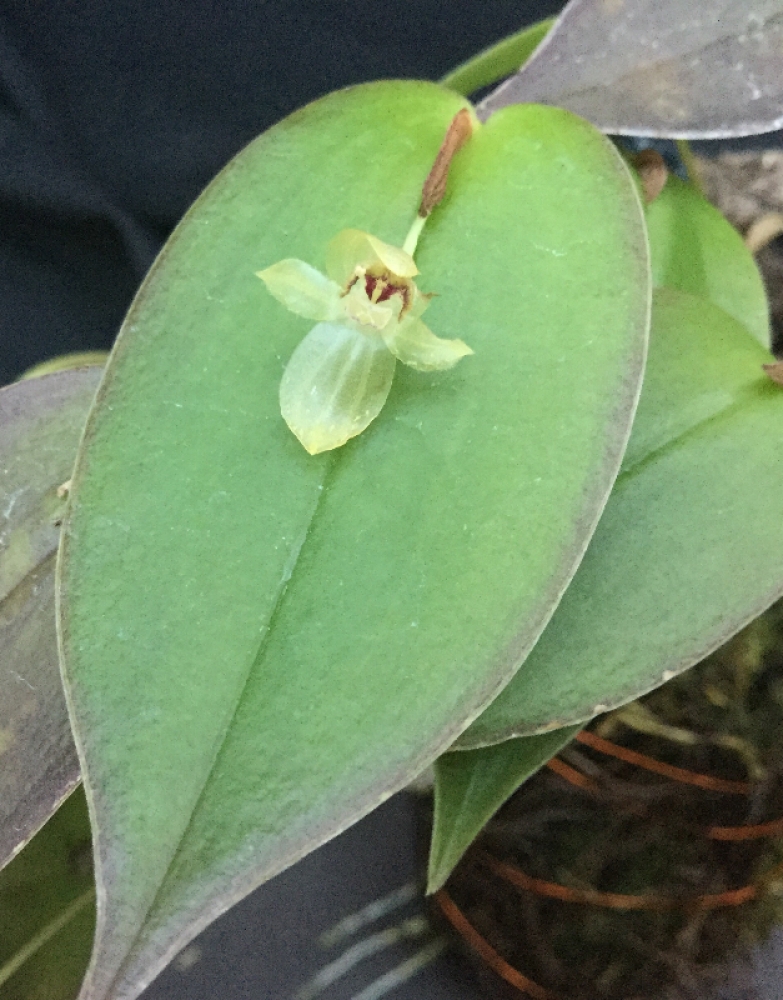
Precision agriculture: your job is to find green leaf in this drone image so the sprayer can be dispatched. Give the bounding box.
[428,725,579,893]
[0,369,101,871]
[647,174,769,347]
[440,17,555,97]
[58,82,649,1000]
[479,0,783,138]
[0,789,95,1000]
[459,287,782,748]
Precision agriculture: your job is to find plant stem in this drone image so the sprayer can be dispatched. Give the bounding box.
[402,215,427,257]
[0,886,95,988]
[675,139,704,194]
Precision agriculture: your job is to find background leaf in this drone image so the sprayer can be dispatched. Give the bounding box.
[0,789,95,1000]
[0,369,100,871]
[440,17,554,97]
[58,82,649,1000]
[479,0,783,138]
[459,288,783,747]
[647,174,770,347]
[20,354,110,382]
[428,725,579,893]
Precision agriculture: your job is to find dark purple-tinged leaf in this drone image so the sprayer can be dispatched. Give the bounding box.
[0,369,101,871]
[479,0,783,138]
[58,82,649,1000]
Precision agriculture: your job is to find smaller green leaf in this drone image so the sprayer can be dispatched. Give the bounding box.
[459,288,783,746]
[0,789,95,1000]
[0,368,101,871]
[440,18,555,97]
[428,726,579,893]
[647,174,769,347]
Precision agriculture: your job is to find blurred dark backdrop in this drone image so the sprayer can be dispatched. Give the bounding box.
[0,0,564,384]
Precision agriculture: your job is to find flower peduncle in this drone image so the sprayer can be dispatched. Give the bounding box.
[256,107,476,454]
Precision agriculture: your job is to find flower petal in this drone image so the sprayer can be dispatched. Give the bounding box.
[383,316,473,372]
[325,229,418,285]
[279,322,396,454]
[256,260,341,321]
[365,234,419,279]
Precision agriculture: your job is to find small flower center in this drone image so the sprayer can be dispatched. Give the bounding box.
[345,267,412,318]
[364,273,400,304]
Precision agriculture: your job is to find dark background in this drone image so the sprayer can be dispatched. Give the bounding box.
[0,0,564,385]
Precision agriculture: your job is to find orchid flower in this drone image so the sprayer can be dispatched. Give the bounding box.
[257,227,473,454]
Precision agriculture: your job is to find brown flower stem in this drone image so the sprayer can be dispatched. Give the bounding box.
[419,108,474,218]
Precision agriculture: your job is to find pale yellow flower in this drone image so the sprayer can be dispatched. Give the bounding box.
[257,229,472,454]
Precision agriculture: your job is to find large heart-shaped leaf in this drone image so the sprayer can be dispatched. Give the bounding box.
[647,174,770,347]
[459,287,783,748]
[58,81,649,1000]
[0,368,100,871]
[428,725,579,892]
[479,0,783,138]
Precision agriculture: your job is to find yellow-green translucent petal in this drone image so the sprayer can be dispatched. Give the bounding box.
[256,260,341,321]
[384,315,473,372]
[279,322,396,454]
[366,233,418,277]
[325,229,418,285]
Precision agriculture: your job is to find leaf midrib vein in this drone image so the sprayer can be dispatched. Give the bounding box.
[616,380,767,484]
[95,379,775,993]
[100,450,339,996]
